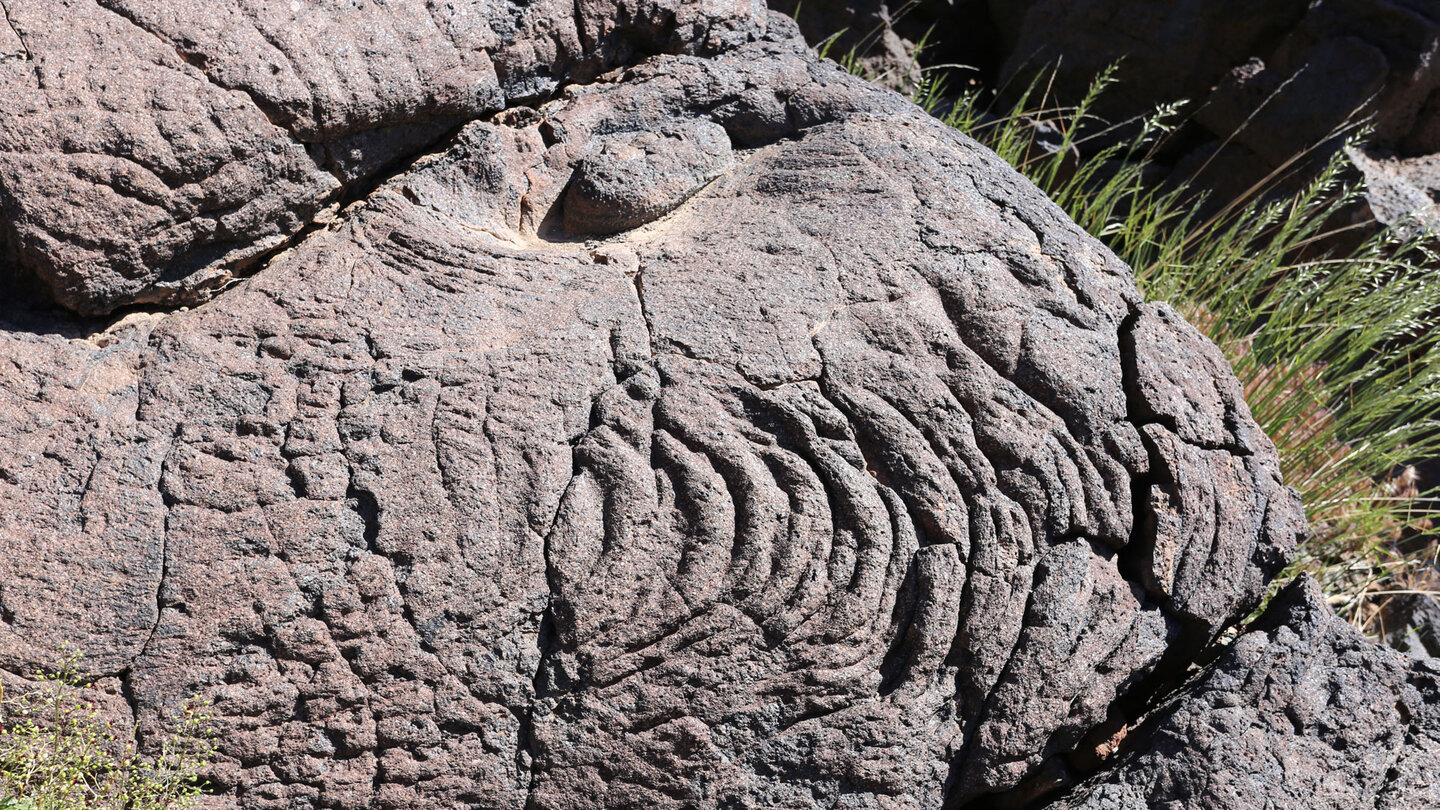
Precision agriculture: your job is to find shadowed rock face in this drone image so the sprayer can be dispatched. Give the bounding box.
[986,0,1440,228]
[0,4,1430,810]
[776,0,1440,230]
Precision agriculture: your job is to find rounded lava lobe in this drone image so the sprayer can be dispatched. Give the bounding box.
[0,21,1349,810]
[562,121,733,235]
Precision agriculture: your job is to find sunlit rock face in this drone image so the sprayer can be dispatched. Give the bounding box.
[2,3,1429,810]
[0,0,764,314]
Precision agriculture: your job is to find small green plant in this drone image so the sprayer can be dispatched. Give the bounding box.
[0,652,213,810]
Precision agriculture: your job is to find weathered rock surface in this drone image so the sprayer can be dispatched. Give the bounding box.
[1056,577,1440,810]
[0,0,767,314]
[563,121,733,235]
[0,3,1429,810]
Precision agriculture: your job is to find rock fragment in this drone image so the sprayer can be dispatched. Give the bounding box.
[563,121,733,234]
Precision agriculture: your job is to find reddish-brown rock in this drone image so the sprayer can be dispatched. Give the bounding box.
[0,4,1430,810]
[0,0,767,315]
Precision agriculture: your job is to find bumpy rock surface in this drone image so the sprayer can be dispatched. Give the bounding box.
[1058,577,1440,810]
[0,3,1430,809]
[563,121,733,234]
[0,0,764,314]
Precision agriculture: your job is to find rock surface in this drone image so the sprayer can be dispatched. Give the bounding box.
[1379,590,1440,659]
[0,0,766,314]
[0,3,1429,810]
[562,120,733,234]
[1057,577,1440,810]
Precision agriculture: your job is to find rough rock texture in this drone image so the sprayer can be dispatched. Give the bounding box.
[0,0,767,314]
[562,121,733,234]
[0,4,1431,810]
[1350,146,1440,231]
[1056,577,1440,810]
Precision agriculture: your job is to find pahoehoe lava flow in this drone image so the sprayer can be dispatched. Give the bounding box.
[0,2,1436,809]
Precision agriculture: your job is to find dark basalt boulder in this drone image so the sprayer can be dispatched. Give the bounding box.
[1057,577,1440,810]
[0,3,1428,810]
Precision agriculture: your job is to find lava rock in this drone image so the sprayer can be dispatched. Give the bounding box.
[0,0,769,315]
[1,5,1420,810]
[1055,577,1440,810]
[0,22,1306,806]
[563,121,733,235]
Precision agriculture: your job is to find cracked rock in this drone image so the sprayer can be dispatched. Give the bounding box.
[1055,577,1440,810]
[0,4,1425,810]
[0,0,768,315]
